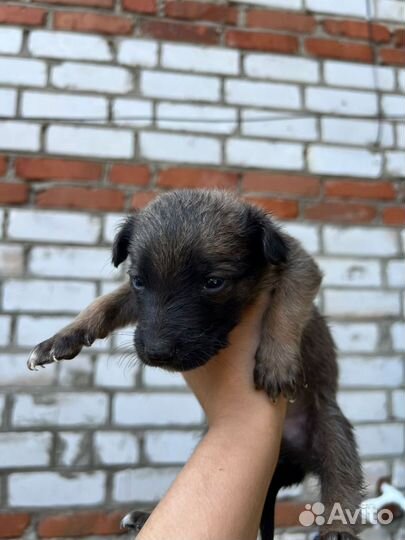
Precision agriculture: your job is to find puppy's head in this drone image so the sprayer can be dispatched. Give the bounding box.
[113,190,288,371]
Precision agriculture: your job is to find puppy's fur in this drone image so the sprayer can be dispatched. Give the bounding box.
[29,190,364,540]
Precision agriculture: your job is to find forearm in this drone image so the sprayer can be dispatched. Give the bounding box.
[137,396,287,540]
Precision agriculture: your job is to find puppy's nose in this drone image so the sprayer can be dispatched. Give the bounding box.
[144,342,175,364]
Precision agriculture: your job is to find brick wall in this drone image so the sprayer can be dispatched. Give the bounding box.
[0,0,404,538]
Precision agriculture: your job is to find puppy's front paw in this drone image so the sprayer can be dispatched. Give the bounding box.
[121,510,150,535]
[27,329,93,371]
[254,339,300,402]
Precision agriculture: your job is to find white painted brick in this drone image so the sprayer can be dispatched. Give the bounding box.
[140,132,221,165]
[12,393,108,427]
[46,125,134,159]
[0,121,40,152]
[0,245,24,276]
[242,110,318,141]
[113,98,153,127]
[57,355,93,387]
[113,393,204,426]
[392,390,405,420]
[323,226,398,256]
[29,247,116,280]
[8,471,105,507]
[324,290,400,317]
[324,61,395,91]
[356,424,404,457]
[393,460,405,489]
[113,467,179,503]
[158,103,237,135]
[57,432,88,466]
[321,118,393,147]
[232,0,302,9]
[226,138,303,170]
[306,88,377,116]
[0,56,46,86]
[308,145,382,178]
[386,151,405,176]
[3,280,96,313]
[141,70,220,102]
[162,43,239,75]
[29,31,112,61]
[8,209,101,244]
[0,89,16,117]
[94,432,139,465]
[0,395,4,424]
[95,354,138,388]
[330,323,378,353]
[0,210,4,238]
[317,257,381,287]
[103,213,124,243]
[391,322,405,352]
[282,223,320,254]
[0,315,11,347]
[338,391,387,422]
[382,95,405,116]
[145,431,200,463]
[226,79,300,109]
[0,432,51,468]
[339,357,403,388]
[245,53,319,83]
[22,91,107,121]
[305,0,367,17]
[399,70,405,92]
[387,260,405,287]
[118,38,158,67]
[397,123,405,148]
[142,366,186,388]
[0,28,23,54]
[0,353,55,387]
[363,461,390,494]
[375,0,405,22]
[52,62,132,94]
[16,315,72,347]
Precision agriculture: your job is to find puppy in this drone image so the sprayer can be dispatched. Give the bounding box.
[28,190,364,540]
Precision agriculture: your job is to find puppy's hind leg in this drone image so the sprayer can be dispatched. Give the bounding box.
[28,282,137,370]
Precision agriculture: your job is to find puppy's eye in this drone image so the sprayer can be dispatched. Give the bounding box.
[132,276,145,290]
[203,277,225,292]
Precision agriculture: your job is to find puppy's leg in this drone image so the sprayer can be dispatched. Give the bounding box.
[121,510,150,535]
[28,282,137,370]
[313,399,364,540]
[255,236,322,401]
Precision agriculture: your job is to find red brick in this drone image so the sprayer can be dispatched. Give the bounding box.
[325,180,395,200]
[32,0,113,6]
[36,187,124,211]
[322,19,391,43]
[0,156,7,176]
[383,207,405,226]
[0,5,46,26]
[140,19,219,45]
[54,11,133,35]
[243,172,320,197]
[275,502,305,528]
[245,197,298,219]
[0,183,28,205]
[38,511,124,537]
[158,168,238,189]
[16,158,102,181]
[306,38,373,62]
[380,48,405,65]
[394,29,405,48]
[0,514,31,539]
[122,0,157,14]
[131,191,158,208]
[110,164,150,186]
[305,202,376,223]
[246,9,315,33]
[166,1,237,24]
[226,30,298,53]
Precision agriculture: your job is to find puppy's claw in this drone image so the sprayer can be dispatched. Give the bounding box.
[120,510,150,535]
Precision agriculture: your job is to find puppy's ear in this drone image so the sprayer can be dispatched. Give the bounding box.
[112,214,137,267]
[247,206,288,265]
